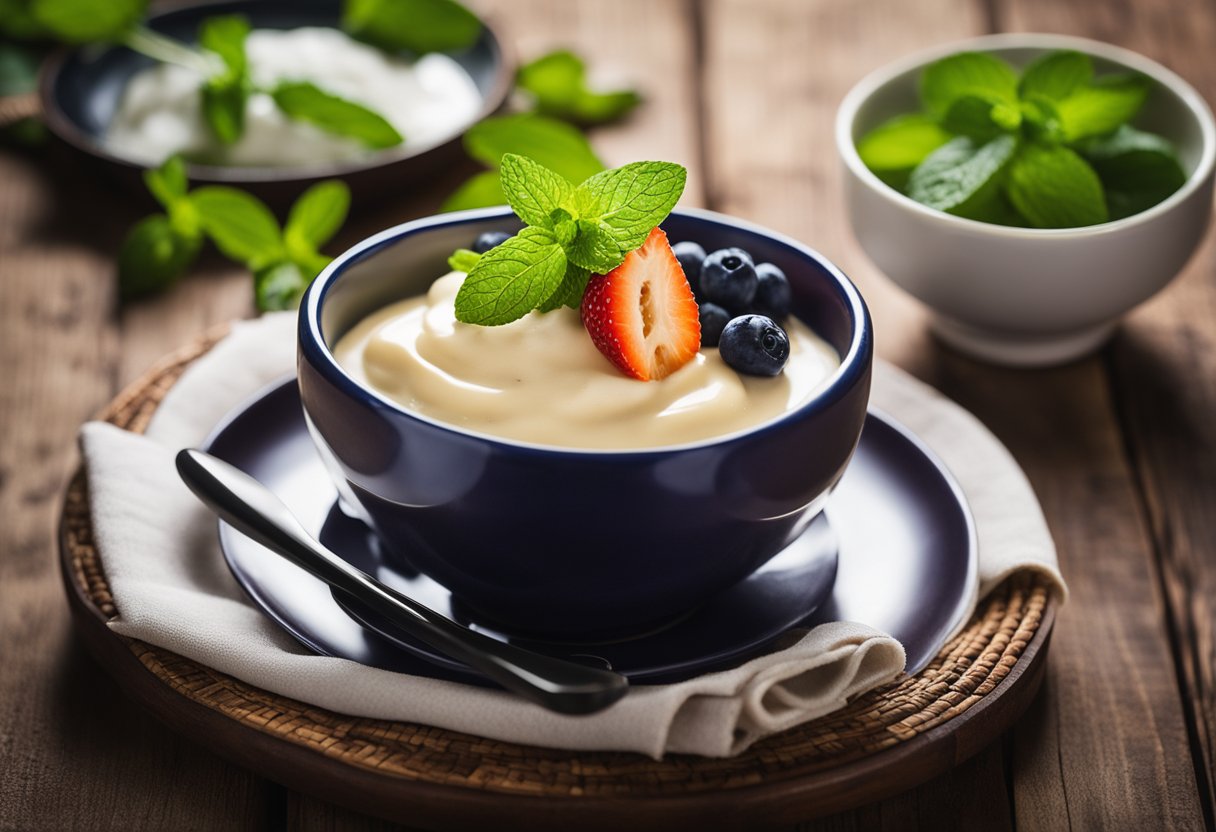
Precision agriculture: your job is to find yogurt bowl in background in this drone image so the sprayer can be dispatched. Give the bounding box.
[837,33,1216,367]
[298,207,873,641]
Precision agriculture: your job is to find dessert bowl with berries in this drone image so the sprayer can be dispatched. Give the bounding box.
[299,157,872,640]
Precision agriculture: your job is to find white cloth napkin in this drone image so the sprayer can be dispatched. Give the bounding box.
[79,313,1064,759]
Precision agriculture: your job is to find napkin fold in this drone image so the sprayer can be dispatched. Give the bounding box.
[79,313,1064,758]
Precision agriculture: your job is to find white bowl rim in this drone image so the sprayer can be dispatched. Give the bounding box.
[835,32,1216,239]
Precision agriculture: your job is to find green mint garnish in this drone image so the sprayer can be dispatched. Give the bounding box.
[271,81,404,149]
[117,155,350,308]
[517,50,642,125]
[29,0,147,43]
[198,14,250,144]
[858,49,1186,228]
[447,248,481,272]
[452,154,687,326]
[343,0,481,54]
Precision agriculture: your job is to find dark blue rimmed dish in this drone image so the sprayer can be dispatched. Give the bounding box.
[298,207,873,641]
[38,0,512,204]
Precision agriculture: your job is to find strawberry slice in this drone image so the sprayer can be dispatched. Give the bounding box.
[581,227,701,381]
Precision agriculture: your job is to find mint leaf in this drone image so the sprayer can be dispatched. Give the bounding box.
[499,153,574,228]
[144,155,189,209]
[538,262,590,312]
[1077,125,1187,219]
[255,260,308,311]
[448,248,481,272]
[118,214,201,298]
[463,114,605,183]
[1055,73,1150,141]
[920,52,1018,117]
[942,95,1014,143]
[857,114,952,190]
[202,81,247,144]
[907,134,1019,217]
[272,82,403,149]
[1006,144,1108,228]
[564,219,620,272]
[32,0,145,42]
[579,161,686,255]
[1019,51,1093,102]
[285,180,350,249]
[343,0,481,53]
[454,226,567,325]
[190,185,284,266]
[199,14,248,76]
[442,170,506,212]
[517,50,641,125]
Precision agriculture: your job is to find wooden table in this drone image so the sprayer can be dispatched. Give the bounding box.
[2,0,1213,828]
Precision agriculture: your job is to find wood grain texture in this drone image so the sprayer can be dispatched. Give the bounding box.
[991,0,1216,819]
[0,149,273,829]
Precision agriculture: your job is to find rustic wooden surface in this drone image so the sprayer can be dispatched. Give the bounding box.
[0,0,1212,828]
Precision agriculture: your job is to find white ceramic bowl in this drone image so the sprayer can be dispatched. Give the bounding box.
[837,33,1215,366]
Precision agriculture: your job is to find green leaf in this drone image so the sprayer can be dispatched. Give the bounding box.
[517,49,641,125]
[499,153,574,228]
[578,161,686,256]
[441,170,506,212]
[143,155,189,209]
[118,214,201,298]
[0,40,43,95]
[190,185,283,266]
[462,114,605,183]
[907,134,1019,218]
[941,95,1013,143]
[285,180,350,250]
[1055,73,1151,141]
[201,81,247,145]
[454,226,567,325]
[447,248,481,272]
[342,0,481,54]
[920,52,1018,117]
[1006,143,1108,228]
[563,219,620,272]
[272,81,403,149]
[856,114,953,190]
[1077,125,1187,219]
[255,260,308,312]
[1019,50,1093,102]
[538,261,590,312]
[31,0,145,42]
[199,14,249,76]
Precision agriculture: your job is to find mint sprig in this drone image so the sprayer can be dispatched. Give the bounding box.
[117,155,350,308]
[858,49,1186,228]
[452,155,686,326]
[517,50,642,125]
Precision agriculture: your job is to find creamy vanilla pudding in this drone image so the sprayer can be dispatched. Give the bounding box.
[106,27,482,167]
[332,271,841,450]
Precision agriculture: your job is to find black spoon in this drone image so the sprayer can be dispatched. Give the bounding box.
[175,449,629,715]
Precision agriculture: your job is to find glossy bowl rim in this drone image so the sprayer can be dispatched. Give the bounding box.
[36,0,515,185]
[299,205,873,458]
[835,32,1216,239]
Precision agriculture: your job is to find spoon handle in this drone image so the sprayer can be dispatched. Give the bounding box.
[175,449,629,715]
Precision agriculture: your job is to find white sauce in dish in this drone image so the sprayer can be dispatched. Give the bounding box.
[105,27,483,167]
[333,272,843,450]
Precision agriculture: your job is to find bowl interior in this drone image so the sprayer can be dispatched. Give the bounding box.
[313,208,864,370]
[48,0,505,176]
[848,41,1210,178]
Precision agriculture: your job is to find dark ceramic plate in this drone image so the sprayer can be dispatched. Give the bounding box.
[38,0,512,204]
[206,378,977,684]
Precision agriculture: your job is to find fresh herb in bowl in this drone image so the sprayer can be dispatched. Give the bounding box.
[857,49,1187,227]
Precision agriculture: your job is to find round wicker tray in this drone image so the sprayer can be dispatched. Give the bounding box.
[59,330,1056,831]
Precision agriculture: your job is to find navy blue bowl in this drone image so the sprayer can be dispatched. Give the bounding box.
[38,0,512,205]
[299,207,873,640]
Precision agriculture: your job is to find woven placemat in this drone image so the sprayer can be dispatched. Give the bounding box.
[61,328,1053,808]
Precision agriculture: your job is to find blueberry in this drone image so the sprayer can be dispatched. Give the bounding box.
[698,302,731,347]
[700,248,757,312]
[672,241,707,293]
[719,314,790,376]
[752,263,791,319]
[472,230,511,253]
